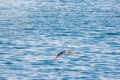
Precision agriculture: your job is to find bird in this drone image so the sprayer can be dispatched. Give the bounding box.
[55,50,79,61]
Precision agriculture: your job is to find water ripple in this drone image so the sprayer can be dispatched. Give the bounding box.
[0,0,120,80]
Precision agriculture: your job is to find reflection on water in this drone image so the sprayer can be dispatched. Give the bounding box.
[0,0,120,80]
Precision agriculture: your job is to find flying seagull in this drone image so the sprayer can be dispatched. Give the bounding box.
[55,50,79,61]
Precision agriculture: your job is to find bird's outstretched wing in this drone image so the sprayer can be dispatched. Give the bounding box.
[55,51,65,61]
[72,53,80,57]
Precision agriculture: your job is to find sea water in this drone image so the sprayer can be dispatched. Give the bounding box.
[0,0,120,80]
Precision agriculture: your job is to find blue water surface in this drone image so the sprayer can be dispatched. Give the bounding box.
[0,0,120,80]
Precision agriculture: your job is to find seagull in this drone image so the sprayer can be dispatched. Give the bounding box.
[55,50,79,61]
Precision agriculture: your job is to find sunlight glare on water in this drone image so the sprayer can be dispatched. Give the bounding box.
[0,0,120,80]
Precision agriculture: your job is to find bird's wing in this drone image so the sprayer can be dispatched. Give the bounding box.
[55,55,61,61]
[55,52,64,61]
[72,53,80,57]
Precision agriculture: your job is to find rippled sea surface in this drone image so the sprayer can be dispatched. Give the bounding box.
[0,0,120,80]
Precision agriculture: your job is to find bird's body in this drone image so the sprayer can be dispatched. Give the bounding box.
[55,50,79,61]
